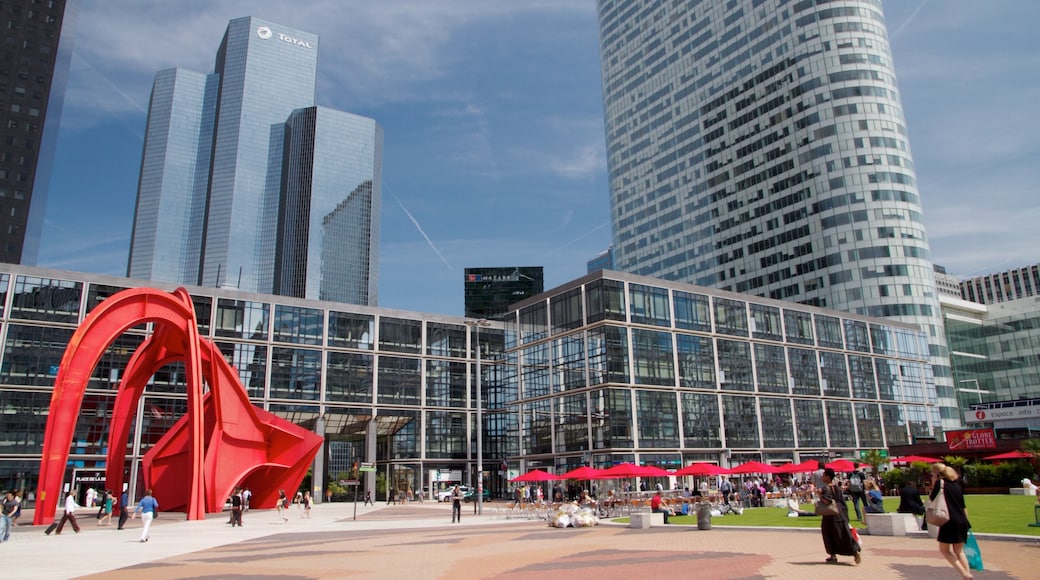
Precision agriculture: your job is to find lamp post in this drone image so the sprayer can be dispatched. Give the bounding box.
[465,318,491,515]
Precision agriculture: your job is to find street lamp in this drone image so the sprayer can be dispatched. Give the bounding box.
[465,318,491,515]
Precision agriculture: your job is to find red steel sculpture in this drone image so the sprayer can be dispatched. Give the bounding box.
[33,287,324,524]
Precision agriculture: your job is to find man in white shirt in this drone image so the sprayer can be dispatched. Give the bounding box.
[55,492,81,534]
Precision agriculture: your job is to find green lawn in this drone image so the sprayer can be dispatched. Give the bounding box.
[616,495,1040,536]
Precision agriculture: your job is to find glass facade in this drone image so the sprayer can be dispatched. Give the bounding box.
[595,0,956,428]
[505,271,938,470]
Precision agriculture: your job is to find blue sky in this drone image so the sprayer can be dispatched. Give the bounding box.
[38,0,1040,316]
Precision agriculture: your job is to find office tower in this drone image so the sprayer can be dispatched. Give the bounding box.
[932,265,962,300]
[128,17,381,304]
[0,0,77,264]
[960,263,1040,305]
[277,107,382,304]
[464,267,543,320]
[587,246,614,274]
[596,0,958,427]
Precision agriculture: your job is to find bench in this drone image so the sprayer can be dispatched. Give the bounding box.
[629,511,665,529]
[1010,487,1037,496]
[864,512,923,536]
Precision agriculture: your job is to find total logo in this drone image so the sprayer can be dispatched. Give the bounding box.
[256,25,312,48]
[975,410,987,420]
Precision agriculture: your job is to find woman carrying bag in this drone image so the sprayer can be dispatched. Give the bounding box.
[815,468,861,565]
[929,463,973,579]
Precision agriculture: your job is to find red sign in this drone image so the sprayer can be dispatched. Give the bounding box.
[946,428,997,450]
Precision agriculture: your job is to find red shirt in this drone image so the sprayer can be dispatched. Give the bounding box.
[651,494,663,510]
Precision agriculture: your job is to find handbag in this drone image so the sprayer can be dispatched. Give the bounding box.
[814,498,840,516]
[964,529,984,571]
[925,480,950,526]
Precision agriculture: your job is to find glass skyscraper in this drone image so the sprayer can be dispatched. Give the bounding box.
[595,0,958,427]
[128,17,381,305]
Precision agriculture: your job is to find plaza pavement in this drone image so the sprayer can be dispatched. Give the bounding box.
[5,500,1039,579]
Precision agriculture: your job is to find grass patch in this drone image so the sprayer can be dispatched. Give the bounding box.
[613,495,1040,535]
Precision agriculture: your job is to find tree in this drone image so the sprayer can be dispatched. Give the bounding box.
[860,449,888,479]
[1020,438,1040,477]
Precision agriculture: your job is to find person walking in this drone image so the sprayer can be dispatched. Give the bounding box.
[1,490,17,542]
[277,490,289,522]
[242,488,252,511]
[302,491,312,518]
[98,490,114,526]
[816,468,861,565]
[450,485,463,523]
[363,490,374,506]
[930,462,973,580]
[846,469,867,521]
[387,487,397,505]
[52,491,82,534]
[132,489,159,542]
[229,487,243,527]
[117,490,130,530]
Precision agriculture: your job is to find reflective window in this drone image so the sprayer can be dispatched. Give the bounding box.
[713,297,748,337]
[523,399,553,454]
[825,400,857,447]
[819,352,849,398]
[216,342,267,399]
[593,388,633,449]
[269,347,321,400]
[378,317,421,354]
[722,395,760,448]
[680,392,721,447]
[718,339,753,391]
[550,288,584,334]
[629,283,670,327]
[268,404,320,434]
[215,298,269,340]
[901,363,925,403]
[637,390,679,448]
[191,294,213,335]
[673,290,710,332]
[760,398,795,448]
[521,343,551,398]
[0,273,8,317]
[89,334,145,391]
[844,319,871,352]
[10,275,82,322]
[328,311,374,350]
[794,399,827,447]
[750,304,782,341]
[0,389,50,453]
[587,325,629,385]
[381,409,420,460]
[815,315,844,349]
[426,322,466,358]
[150,361,187,395]
[788,347,820,396]
[555,393,589,452]
[519,301,549,344]
[425,359,465,408]
[585,279,626,324]
[676,334,715,389]
[870,324,895,355]
[1,324,73,386]
[849,355,877,399]
[552,335,586,392]
[754,343,788,394]
[882,404,909,446]
[139,397,189,451]
[326,352,373,404]
[875,359,899,401]
[855,402,884,448]
[376,356,420,405]
[272,304,324,345]
[425,411,467,459]
[784,310,814,345]
[631,328,674,386]
[84,283,132,316]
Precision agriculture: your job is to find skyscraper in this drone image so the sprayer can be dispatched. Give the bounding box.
[0,0,77,264]
[596,1,958,427]
[128,17,381,304]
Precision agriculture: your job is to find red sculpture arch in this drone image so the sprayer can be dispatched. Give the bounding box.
[33,287,323,524]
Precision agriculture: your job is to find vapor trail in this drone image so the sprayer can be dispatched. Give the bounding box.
[388,190,454,272]
[890,0,929,40]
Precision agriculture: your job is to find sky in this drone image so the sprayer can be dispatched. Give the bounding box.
[37,0,1040,316]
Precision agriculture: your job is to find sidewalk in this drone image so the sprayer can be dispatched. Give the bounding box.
[6,501,1037,579]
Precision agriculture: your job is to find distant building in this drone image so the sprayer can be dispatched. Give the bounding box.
[0,0,77,264]
[127,17,380,305]
[464,267,543,320]
[587,246,614,274]
[959,263,1040,305]
[932,265,963,299]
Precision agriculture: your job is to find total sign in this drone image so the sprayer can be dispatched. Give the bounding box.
[257,26,313,48]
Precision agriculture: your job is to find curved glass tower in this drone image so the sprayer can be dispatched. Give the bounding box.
[596,0,957,427]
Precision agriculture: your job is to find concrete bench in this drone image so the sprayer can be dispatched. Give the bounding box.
[864,512,922,536]
[1010,487,1037,496]
[629,511,665,528]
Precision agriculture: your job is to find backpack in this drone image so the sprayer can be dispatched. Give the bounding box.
[849,473,863,493]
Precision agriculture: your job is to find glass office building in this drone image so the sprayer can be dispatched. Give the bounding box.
[595,0,957,428]
[0,265,938,503]
[505,270,938,472]
[128,17,380,305]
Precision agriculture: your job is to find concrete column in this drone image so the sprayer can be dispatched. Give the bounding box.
[313,415,325,504]
[366,419,377,493]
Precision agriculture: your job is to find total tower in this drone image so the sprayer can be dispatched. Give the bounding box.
[595,0,957,427]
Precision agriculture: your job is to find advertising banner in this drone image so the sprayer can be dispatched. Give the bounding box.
[946,428,997,450]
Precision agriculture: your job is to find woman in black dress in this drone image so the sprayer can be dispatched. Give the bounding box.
[816,468,861,565]
[929,462,972,579]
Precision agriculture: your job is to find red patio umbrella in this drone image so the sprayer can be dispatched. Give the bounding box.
[509,469,559,483]
[633,465,672,477]
[824,459,858,472]
[889,455,940,464]
[675,463,729,476]
[983,450,1031,461]
[729,461,779,474]
[599,462,644,478]
[559,466,604,480]
[794,459,820,472]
